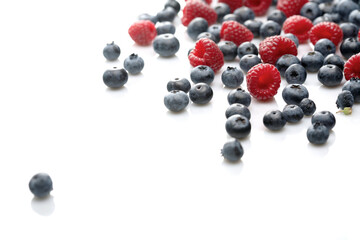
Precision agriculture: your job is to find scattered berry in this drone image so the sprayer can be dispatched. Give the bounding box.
[324,54,345,71]
[218,41,238,61]
[342,77,360,103]
[221,66,244,88]
[190,65,215,84]
[275,54,300,77]
[167,78,191,93]
[237,41,258,59]
[336,0,359,22]
[300,2,322,21]
[182,0,217,27]
[299,98,316,116]
[165,0,181,14]
[283,33,299,47]
[267,9,287,26]
[301,51,324,72]
[283,15,313,43]
[220,20,254,46]
[196,32,218,42]
[244,0,272,16]
[218,0,243,12]
[189,83,214,104]
[153,34,180,57]
[123,53,144,75]
[259,35,298,65]
[157,7,177,22]
[259,20,282,38]
[128,20,157,46]
[340,37,360,59]
[344,53,360,80]
[207,24,221,43]
[244,19,263,38]
[317,64,343,87]
[314,38,336,57]
[282,104,304,123]
[103,41,121,61]
[239,54,262,72]
[138,13,158,24]
[233,6,255,23]
[311,111,336,130]
[227,87,252,106]
[214,3,231,22]
[29,173,53,198]
[225,114,251,139]
[307,122,330,145]
[263,110,287,131]
[103,68,128,88]
[284,63,307,84]
[282,84,309,105]
[164,90,190,112]
[187,17,209,40]
[336,90,354,110]
[225,103,251,120]
[276,0,309,17]
[340,22,359,40]
[156,21,176,35]
[221,139,244,162]
[309,21,343,46]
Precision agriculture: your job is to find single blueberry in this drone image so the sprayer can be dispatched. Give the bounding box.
[299,98,317,116]
[187,17,209,40]
[323,53,345,70]
[103,68,128,88]
[239,54,262,72]
[342,77,360,103]
[284,64,307,84]
[314,38,336,57]
[336,90,354,109]
[225,114,251,139]
[237,41,258,59]
[189,83,213,104]
[244,19,263,38]
[138,13,158,24]
[311,111,336,130]
[153,34,180,57]
[233,6,255,24]
[190,65,215,84]
[167,78,191,93]
[196,32,217,42]
[221,66,244,88]
[275,54,301,77]
[260,20,282,39]
[214,3,231,22]
[263,110,287,131]
[317,64,343,87]
[156,21,176,35]
[307,122,330,145]
[225,103,251,120]
[227,87,252,106]
[301,51,324,72]
[29,173,53,198]
[164,90,190,112]
[222,14,241,23]
[156,7,177,22]
[282,84,309,105]
[340,37,360,59]
[103,41,120,61]
[267,9,287,26]
[313,15,333,25]
[221,139,244,162]
[218,41,238,61]
[164,0,181,14]
[340,22,359,40]
[300,2,323,21]
[282,104,304,123]
[207,24,221,43]
[123,53,144,75]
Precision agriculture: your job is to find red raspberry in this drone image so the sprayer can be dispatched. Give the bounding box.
[358,29,360,41]
[218,0,243,13]
[344,53,360,80]
[283,15,313,44]
[259,35,298,65]
[182,0,217,27]
[220,21,254,46]
[277,0,308,17]
[244,0,272,16]
[128,20,157,46]
[188,38,224,72]
[185,0,212,4]
[309,22,343,46]
[246,64,281,101]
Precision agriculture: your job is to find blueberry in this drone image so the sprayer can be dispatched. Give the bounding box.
[282,84,309,105]
[233,6,255,24]
[225,103,251,120]
[340,22,359,39]
[336,90,354,109]
[225,114,251,139]
[214,3,231,22]
[156,7,177,22]
[218,41,238,61]
[103,68,128,88]
[156,21,176,35]
[267,9,287,26]
[164,0,181,14]
[221,66,244,88]
[263,110,287,131]
[196,32,217,42]
[307,122,330,145]
[336,0,359,21]
[29,173,53,198]
[123,53,144,75]
[239,54,262,72]
[187,17,208,40]
[323,53,345,70]
[164,90,189,112]
[342,77,360,103]
[190,65,215,84]
[189,83,213,104]
[207,24,221,43]
[284,64,307,84]
[275,54,301,77]
[259,20,282,38]
[314,38,336,57]
[301,51,324,72]
[317,64,343,87]
[340,37,360,59]
[237,41,258,59]
[299,98,317,116]
[244,19,263,38]
[221,139,244,162]
[138,13,158,24]
[282,104,304,123]
[313,15,333,25]
[103,41,120,61]
[283,33,299,47]
[227,87,252,106]
[153,34,180,57]
[167,78,191,93]
[222,14,241,23]
[324,13,341,23]
[319,2,336,14]
[300,2,323,21]
[311,111,336,130]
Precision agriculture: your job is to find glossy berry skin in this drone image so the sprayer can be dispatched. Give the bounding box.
[225,114,251,139]
[267,9,287,26]
[342,77,360,103]
[227,87,252,106]
[259,35,298,65]
[336,90,354,109]
[222,14,241,23]
[196,32,217,42]
[221,66,244,88]
[284,64,307,84]
[282,15,314,43]
[344,53,360,80]
[317,64,343,87]
[336,0,359,22]
[167,78,191,93]
[244,19,263,38]
[153,34,180,57]
[309,21,343,46]
[138,13,158,24]
[340,38,360,59]
[283,33,299,47]
[263,110,286,131]
[214,3,231,22]
[225,103,251,120]
[29,173,53,198]
[300,2,322,21]
[128,20,157,46]
[187,17,208,40]
[259,20,282,38]
[299,98,316,116]
[103,68,128,88]
[182,0,217,26]
[239,54,262,72]
[233,6,255,24]
[244,0,272,16]
[103,41,121,61]
[311,111,336,130]
[307,122,330,145]
[301,51,324,72]
[157,7,177,22]
[275,54,300,77]
[165,0,181,13]
[189,83,213,104]
[349,9,360,27]
[277,0,309,17]
[340,22,359,40]
[282,84,309,105]
[164,90,190,112]
[190,65,215,84]
[220,20,254,46]
[156,21,176,35]
[123,54,144,74]
[282,104,304,123]
[314,38,336,57]
[207,24,221,43]
[218,0,244,13]
[218,41,238,61]
[324,54,345,70]
[221,139,244,162]
[237,42,258,59]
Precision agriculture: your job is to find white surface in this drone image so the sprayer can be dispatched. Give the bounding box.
[1,1,360,239]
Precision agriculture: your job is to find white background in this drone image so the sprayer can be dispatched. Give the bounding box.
[1,1,360,239]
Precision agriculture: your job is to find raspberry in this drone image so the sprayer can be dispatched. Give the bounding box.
[220,21,254,46]
[244,0,272,16]
[283,15,313,44]
[128,20,157,46]
[277,0,308,17]
[182,0,217,27]
[246,63,281,101]
[344,53,360,80]
[358,28,360,41]
[309,22,343,46]
[259,35,298,65]
[218,0,243,13]
[188,38,224,72]
[185,0,212,4]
